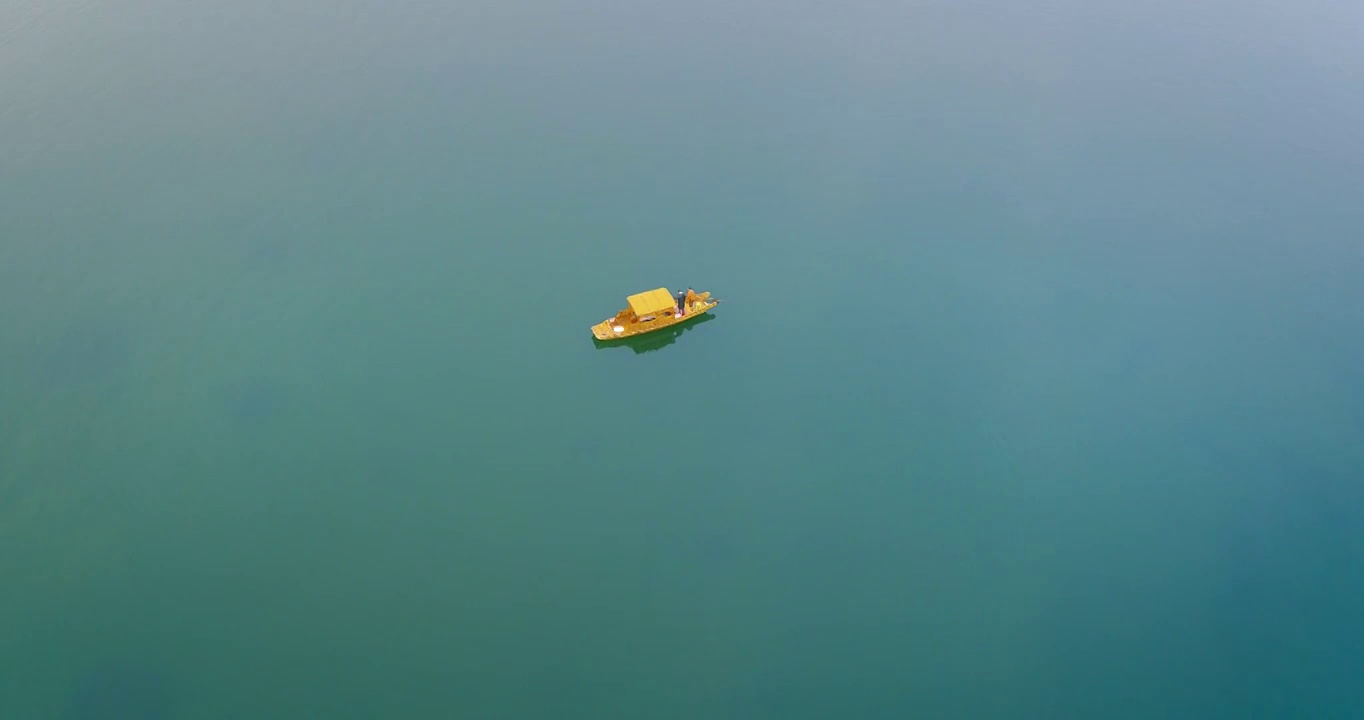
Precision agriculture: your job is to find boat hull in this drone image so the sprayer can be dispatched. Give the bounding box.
[590,300,719,341]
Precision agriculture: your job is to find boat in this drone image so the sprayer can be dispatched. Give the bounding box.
[591,287,719,341]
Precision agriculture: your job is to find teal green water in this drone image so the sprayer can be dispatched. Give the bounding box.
[4,0,1363,717]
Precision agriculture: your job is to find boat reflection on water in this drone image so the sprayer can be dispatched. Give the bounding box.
[592,311,717,354]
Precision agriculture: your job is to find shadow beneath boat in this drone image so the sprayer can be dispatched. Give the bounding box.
[592,312,718,354]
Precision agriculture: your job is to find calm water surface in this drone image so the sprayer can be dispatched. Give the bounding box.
[3,0,1362,717]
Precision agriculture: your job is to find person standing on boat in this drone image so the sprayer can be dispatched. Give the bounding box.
[676,289,688,316]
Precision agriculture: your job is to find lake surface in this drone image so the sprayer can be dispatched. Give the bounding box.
[3,0,1362,717]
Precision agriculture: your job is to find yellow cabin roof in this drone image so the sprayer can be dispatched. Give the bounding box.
[627,287,675,317]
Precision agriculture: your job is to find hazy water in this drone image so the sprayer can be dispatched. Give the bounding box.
[3,0,1363,717]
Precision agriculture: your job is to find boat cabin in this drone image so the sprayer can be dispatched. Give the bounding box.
[625,287,677,323]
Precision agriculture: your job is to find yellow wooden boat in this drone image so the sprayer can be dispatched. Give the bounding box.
[591,287,719,341]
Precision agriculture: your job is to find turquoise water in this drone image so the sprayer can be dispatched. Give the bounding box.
[3,0,1363,716]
